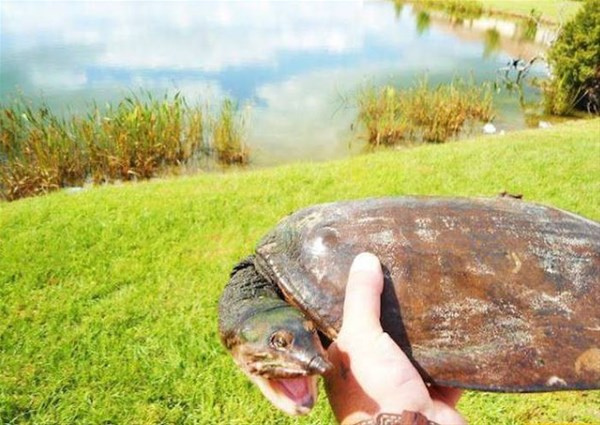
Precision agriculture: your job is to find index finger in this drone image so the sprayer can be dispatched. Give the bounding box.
[340,252,384,336]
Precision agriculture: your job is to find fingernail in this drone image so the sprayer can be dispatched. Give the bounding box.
[350,252,380,273]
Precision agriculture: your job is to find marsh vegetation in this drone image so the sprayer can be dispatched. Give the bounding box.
[355,77,494,146]
[0,94,248,201]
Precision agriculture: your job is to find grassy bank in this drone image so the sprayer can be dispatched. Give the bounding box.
[1,119,599,424]
[482,0,583,23]
[400,0,583,23]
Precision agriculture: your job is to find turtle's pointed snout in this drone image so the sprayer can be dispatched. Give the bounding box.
[308,354,332,375]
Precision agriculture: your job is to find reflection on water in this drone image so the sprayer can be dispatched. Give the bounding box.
[484,29,502,58]
[0,0,551,165]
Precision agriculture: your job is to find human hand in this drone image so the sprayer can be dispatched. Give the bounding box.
[324,252,467,425]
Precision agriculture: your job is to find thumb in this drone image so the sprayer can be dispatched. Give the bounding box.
[339,252,384,336]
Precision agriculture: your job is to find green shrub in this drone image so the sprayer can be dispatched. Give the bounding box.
[546,0,600,114]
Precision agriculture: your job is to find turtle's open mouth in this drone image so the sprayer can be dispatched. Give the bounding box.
[251,375,318,415]
[270,377,316,410]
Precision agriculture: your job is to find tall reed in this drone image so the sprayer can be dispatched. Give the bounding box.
[356,77,494,146]
[82,93,204,182]
[0,94,248,201]
[0,102,88,200]
[211,99,248,165]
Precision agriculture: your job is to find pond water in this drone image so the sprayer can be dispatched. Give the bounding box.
[0,1,552,165]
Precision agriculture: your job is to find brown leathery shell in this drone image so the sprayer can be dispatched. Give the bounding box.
[254,197,600,391]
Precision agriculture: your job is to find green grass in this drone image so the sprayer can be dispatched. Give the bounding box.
[481,0,583,23]
[1,119,599,424]
[400,0,583,23]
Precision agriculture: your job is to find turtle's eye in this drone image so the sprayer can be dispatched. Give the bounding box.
[269,330,294,350]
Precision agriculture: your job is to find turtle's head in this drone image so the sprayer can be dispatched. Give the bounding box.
[231,306,331,415]
[219,256,331,415]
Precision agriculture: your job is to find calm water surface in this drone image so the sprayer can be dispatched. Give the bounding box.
[0,1,552,165]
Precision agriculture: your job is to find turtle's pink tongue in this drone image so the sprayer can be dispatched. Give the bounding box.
[272,377,314,408]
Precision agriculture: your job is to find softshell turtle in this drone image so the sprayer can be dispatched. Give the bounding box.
[218,196,600,415]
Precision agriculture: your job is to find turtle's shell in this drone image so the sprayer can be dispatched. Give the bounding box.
[254,197,600,391]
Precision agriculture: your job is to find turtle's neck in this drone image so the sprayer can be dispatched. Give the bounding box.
[218,256,288,348]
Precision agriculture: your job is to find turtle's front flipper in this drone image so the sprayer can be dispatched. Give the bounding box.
[218,256,331,415]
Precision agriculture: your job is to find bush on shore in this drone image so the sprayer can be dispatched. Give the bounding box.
[545,0,600,115]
